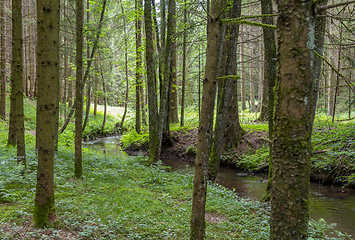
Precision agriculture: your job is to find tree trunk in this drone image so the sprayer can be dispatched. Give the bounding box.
[209,0,243,182]
[144,0,159,163]
[13,0,26,165]
[270,0,314,238]
[180,2,187,127]
[100,67,107,133]
[0,0,5,119]
[328,53,336,116]
[135,0,142,133]
[94,58,98,117]
[33,0,59,228]
[120,2,129,129]
[169,3,178,124]
[260,0,277,200]
[189,0,225,238]
[312,0,328,123]
[240,28,246,111]
[75,0,84,179]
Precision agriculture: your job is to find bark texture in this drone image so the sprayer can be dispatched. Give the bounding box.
[144,0,159,163]
[75,0,84,179]
[209,0,243,182]
[0,0,5,120]
[189,0,225,238]
[34,0,59,228]
[12,0,26,164]
[270,0,315,238]
[135,0,142,133]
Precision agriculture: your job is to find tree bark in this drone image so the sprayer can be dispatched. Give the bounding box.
[189,0,225,238]
[209,0,243,182]
[270,0,314,238]
[33,0,59,228]
[144,0,159,163]
[75,0,84,179]
[135,0,142,133]
[0,0,5,119]
[12,0,26,165]
[312,0,328,122]
[180,2,187,127]
[120,2,129,129]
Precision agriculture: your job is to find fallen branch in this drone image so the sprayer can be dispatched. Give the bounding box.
[312,149,332,155]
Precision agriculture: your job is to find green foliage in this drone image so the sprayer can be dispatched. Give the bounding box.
[120,129,149,150]
[223,145,269,171]
[308,218,350,240]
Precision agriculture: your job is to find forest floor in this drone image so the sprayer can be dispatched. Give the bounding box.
[1,100,353,239]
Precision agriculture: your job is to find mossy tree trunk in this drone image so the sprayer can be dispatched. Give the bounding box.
[135,0,142,133]
[270,0,315,238]
[209,0,243,182]
[75,0,84,179]
[189,0,225,238]
[34,0,59,228]
[260,0,276,199]
[144,0,159,163]
[12,0,26,165]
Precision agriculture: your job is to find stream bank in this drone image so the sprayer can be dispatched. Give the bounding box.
[122,126,355,189]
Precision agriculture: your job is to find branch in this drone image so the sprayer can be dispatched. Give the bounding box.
[226,14,277,21]
[318,0,355,11]
[222,19,277,29]
[216,75,240,80]
[200,2,213,20]
[314,51,355,93]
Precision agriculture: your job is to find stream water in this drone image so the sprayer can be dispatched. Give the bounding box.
[83,136,355,237]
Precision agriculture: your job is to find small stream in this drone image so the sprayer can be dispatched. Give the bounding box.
[83,136,355,237]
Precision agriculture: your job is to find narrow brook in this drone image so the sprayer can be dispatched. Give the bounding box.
[83,136,355,237]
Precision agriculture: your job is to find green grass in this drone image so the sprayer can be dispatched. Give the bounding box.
[0,99,350,239]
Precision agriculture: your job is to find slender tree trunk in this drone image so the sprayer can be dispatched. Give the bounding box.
[270,0,314,238]
[144,0,159,163]
[0,0,5,119]
[169,0,178,124]
[135,0,142,133]
[75,0,84,179]
[120,3,129,129]
[240,28,246,111]
[82,0,91,133]
[257,42,263,112]
[13,0,25,165]
[100,67,107,133]
[312,0,328,123]
[180,2,187,127]
[34,0,59,228]
[260,0,277,200]
[94,58,98,117]
[328,53,335,116]
[189,0,225,238]
[82,84,91,133]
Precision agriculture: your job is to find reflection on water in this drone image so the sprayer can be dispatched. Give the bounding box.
[83,136,128,157]
[85,137,355,237]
